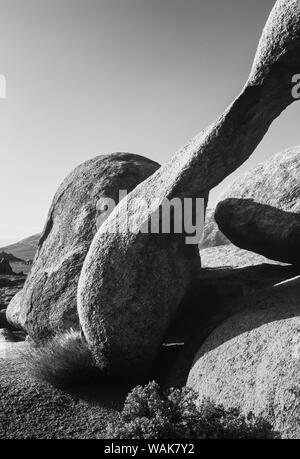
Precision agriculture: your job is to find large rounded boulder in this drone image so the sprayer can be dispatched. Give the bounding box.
[6,153,159,340]
[215,147,300,264]
[187,278,300,439]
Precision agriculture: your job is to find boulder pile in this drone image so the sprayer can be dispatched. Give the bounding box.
[5,0,300,438]
[77,0,300,376]
[215,147,300,265]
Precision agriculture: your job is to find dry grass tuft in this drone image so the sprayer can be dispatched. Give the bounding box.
[22,329,102,388]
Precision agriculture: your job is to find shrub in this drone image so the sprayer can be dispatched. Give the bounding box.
[105,381,279,439]
[22,329,102,388]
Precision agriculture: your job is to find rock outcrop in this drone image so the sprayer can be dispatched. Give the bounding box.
[0,259,14,275]
[7,153,159,340]
[215,147,300,265]
[187,277,300,439]
[78,0,300,377]
[0,252,23,263]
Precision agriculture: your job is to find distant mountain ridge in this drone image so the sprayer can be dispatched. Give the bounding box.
[0,234,40,261]
[0,251,23,263]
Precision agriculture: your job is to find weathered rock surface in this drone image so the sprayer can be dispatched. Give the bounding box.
[7,153,159,340]
[215,147,300,264]
[200,208,229,249]
[78,0,300,376]
[187,277,300,439]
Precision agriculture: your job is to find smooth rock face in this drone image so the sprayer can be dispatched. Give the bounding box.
[7,153,159,340]
[78,0,300,376]
[187,279,300,439]
[215,147,300,264]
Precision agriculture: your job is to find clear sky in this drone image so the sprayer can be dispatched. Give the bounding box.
[0,0,299,246]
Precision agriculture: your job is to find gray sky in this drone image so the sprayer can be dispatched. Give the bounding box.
[0,0,299,245]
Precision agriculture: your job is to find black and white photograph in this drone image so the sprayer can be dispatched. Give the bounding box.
[0,0,299,444]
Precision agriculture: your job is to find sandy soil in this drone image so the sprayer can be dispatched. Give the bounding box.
[0,342,127,439]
